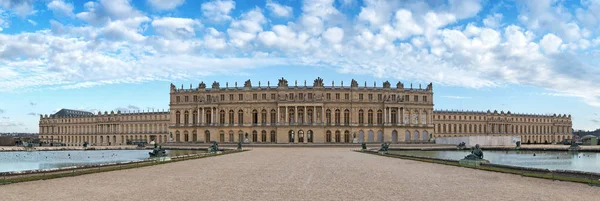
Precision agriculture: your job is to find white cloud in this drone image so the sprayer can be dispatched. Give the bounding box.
[27,19,35,25]
[201,0,236,22]
[540,33,562,54]
[47,0,74,16]
[227,8,266,48]
[322,27,344,44]
[483,13,502,28]
[100,16,150,41]
[148,0,185,11]
[266,0,292,18]
[0,0,35,17]
[76,0,144,26]
[151,17,201,39]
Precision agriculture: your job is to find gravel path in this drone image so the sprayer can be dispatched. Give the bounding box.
[0,148,597,201]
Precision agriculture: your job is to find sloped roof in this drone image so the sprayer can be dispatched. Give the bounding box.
[51,109,94,118]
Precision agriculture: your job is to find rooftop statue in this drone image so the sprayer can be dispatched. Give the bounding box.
[199,82,206,89]
[170,83,176,91]
[244,79,252,88]
[396,81,404,89]
[212,81,220,89]
[464,144,484,160]
[383,81,391,88]
[278,77,288,87]
[313,77,324,87]
[351,79,358,88]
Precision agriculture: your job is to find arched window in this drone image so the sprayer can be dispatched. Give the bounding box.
[270,130,276,143]
[288,130,295,143]
[175,111,181,125]
[219,110,225,124]
[326,130,332,143]
[229,110,234,125]
[307,130,313,143]
[335,130,341,143]
[377,110,383,125]
[192,130,197,142]
[344,109,350,125]
[261,130,267,142]
[391,110,397,124]
[175,130,180,142]
[335,109,341,125]
[204,130,210,143]
[252,130,258,142]
[261,109,267,125]
[192,110,198,125]
[368,110,373,125]
[270,109,276,124]
[326,109,332,124]
[206,110,212,124]
[298,109,304,124]
[308,109,313,124]
[344,130,350,143]
[184,111,189,125]
[219,130,225,143]
[238,110,244,125]
[229,130,234,143]
[358,109,364,124]
[288,108,295,124]
[252,110,258,125]
[298,130,304,143]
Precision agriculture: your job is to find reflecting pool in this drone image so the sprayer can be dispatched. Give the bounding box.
[0,149,204,173]
[389,150,600,173]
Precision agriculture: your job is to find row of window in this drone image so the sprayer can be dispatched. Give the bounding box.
[42,115,169,124]
[175,93,429,103]
[41,123,168,134]
[435,124,571,134]
[434,115,569,123]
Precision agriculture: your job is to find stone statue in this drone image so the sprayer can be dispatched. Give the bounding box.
[199,82,206,89]
[351,79,358,88]
[170,83,176,91]
[464,144,484,160]
[378,142,390,153]
[149,143,167,157]
[83,141,89,148]
[278,77,288,87]
[383,81,391,88]
[313,77,324,87]
[244,79,252,88]
[208,142,219,153]
[457,142,466,150]
[212,81,220,89]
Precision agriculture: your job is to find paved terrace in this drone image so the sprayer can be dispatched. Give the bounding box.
[0,148,597,201]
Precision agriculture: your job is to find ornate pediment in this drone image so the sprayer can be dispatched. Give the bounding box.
[313,77,324,87]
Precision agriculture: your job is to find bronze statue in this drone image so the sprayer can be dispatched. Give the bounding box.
[361,142,367,151]
[149,143,167,157]
[464,144,484,160]
[208,142,219,153]
[379,142,390,152]
[237,141,242,150]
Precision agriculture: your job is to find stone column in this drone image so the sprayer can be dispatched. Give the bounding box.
[197,108,200,125]
[285,106,288,125]
[304,106,307,124]
[201,108,205,125]
[277,106,280,125]
[295,106,298,124]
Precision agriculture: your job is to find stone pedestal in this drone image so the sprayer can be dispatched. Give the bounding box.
[459,159,490,166]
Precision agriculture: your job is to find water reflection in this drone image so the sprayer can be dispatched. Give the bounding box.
[390,150,600,173]
[0,150,204,173]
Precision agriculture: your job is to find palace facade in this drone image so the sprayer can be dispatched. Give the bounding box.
[38,109,169,146]
[38,77,573,146]
[432,110,572,144]
[168,77,435,144]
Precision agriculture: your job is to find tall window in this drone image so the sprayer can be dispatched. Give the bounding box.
[185,96,189,102]
[358,110,364,124]
[344,109,350,125]
[414,95,418,102]
[205,110,212,124]
[229,110,234,124]
[326,109,331,124]
[238,94,243,100]
[359,94,363,100]
[175,111,181,125]
[308,109,313,124]
[253,94,257,100]
[192,110,198,125]
[238,110,244,125]
[261,109,267,124]
[176,96,180,102]
[423,96,427,102]
[270,109,276,124]
[391,110,397,124]
[219,110,225,124]
[252,110,258,125]
[405,95,409,102]
[335,109,341,125]
[326,93,331,100]
[368,110,373,124]
[184,111,189,125]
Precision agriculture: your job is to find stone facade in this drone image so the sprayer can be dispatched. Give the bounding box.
[38,78,574,146]
[39,109,169,146]
[169,78,435,144]
[432,110,573,143]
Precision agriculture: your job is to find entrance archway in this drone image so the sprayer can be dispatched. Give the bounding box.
[298,130,304,143]
[405,130,411,142]
[368,130,374,143]
[423,131,429,141]
[307,130,313,143]
[377,130,383,142]
[413,131,420,141]
[288,130,295,143]
[392,130,398,143]
[358,130,365,143]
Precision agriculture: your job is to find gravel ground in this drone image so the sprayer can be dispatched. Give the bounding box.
[0,148,597,201]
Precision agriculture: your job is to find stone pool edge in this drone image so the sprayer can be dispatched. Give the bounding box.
[0,149,247,185]
[355,150,600,186]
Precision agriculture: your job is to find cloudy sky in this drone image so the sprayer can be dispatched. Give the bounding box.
[0,0,599,132]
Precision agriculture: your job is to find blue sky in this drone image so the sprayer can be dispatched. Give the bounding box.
[0,0,599,132]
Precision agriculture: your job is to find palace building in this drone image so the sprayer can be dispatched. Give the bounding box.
[38,77,573,146]
[38,109,169,146]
